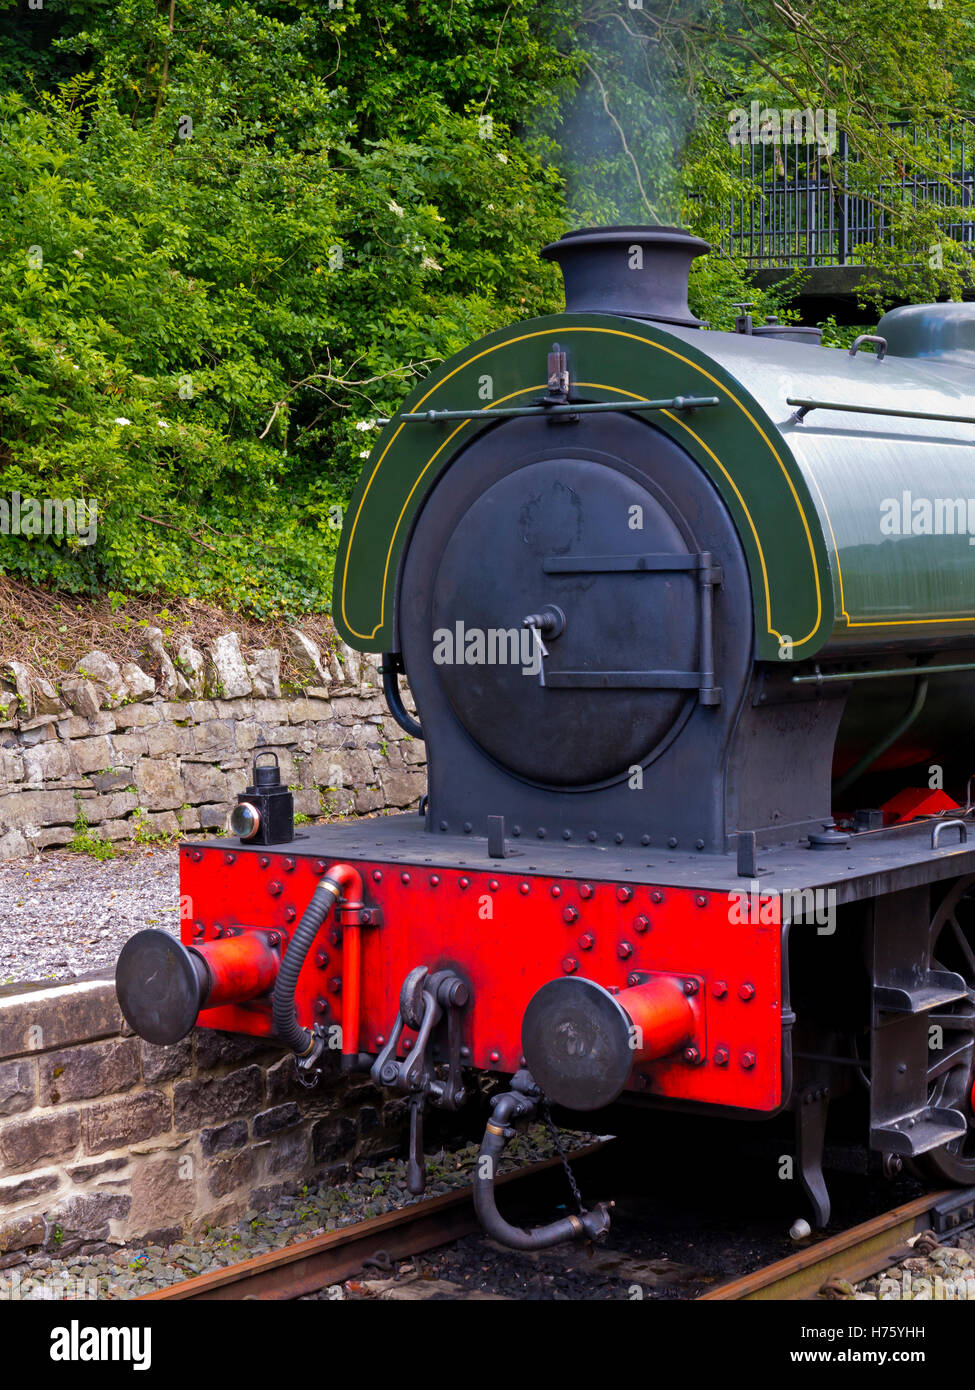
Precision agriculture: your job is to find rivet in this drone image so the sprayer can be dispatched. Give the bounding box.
[284,906,296,923]
[459,1046,470,1059]
[650,890,664,905]
[193,921,204,938]
[578,933,594,951]
[588,831,598,842]
[562,829,572,841]
[212,924,223,938]
[328,928,342,948]
[617,886,633,903]
[695,839,705,851]
[562,956,579,974]
[458,876,469,889]
[191,850,203,863]
[615,833,624,845]
[714,1047,730,1067]
[372,869,383,883]
[641,835,650,847]
[634,915,650,933]
[695,894,708,908]
[741,1051,756,1070]
[712,980,728,999]
[283,858,295,872]
[519,882,530,895]
[489,1050,501,1064]
[439,821,448,832]
[401,871,411,884]
[316,950,329,968]
[463,822,472,834]
[268,880,283,896]
[489,880,499,891]
[550,885,562,898]
[224,852,236,865]
[617,941,633,960]
[580,883,594,900]
[537,828,546,839]
[563,906,579,924]
[512,825,522,837]
[315,999,328,1016]
[430,874,440,887]
[328,977,342,994]
[668,837,678,849]
[403,1039,412,1051]
[376,1034,386,1047]
[739,982,756,1002]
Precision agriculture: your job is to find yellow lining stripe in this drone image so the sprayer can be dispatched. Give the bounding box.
[340,326,824,646]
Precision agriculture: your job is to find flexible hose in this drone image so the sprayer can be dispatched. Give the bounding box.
[472,1094,612,1249]
[271,878,340,1055]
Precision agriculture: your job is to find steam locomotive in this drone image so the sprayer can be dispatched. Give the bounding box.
[117,226,975,1248]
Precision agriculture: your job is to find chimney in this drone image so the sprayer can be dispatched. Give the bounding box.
[541,225,710,327]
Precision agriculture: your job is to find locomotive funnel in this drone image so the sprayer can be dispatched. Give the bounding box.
[521,974,695,1111]
[540,224,709,326]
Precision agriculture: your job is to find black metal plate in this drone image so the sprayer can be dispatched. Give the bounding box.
[115,929,206,1045]
[522,976,633,1111]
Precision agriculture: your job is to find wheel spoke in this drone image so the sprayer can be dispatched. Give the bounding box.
[928,1040,975,1082]
[948,915,975,978]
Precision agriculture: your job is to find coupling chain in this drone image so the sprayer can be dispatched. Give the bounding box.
[540,1098,585,1216]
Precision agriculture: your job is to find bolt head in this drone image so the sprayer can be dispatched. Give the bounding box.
[616,886,633,903]
[284,906,296,923]
[267,933,280,948]
[283,858,295,872]
[695,894,707,908]
[578,933,594,951]
[562,956,579,974]
[683,978,699,995]
[714,1047,730,1066]
[315,950,329,968]
[739,982,756,1002]
[650,890,664,904]
[711,980,728,999]
[224,852,236,865]
[328,977,342,994]
[633,915,650,933]
[683,1046,701,1064]
[617,941,633,959]
[741,1051,756,1069]
[563,905,579,924]
[268,880,283,897]
[312,860,327,875]
[579,883,594,900]
[315,999,328,1015]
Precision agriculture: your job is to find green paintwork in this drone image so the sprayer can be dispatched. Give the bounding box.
[334,309,975,663]
[681,326,975,652]
[333,313,832,662]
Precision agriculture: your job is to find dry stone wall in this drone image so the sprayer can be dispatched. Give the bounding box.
[0,628,426,859]
[0,978,405,1267]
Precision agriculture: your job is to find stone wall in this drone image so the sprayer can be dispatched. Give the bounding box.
[0,628,426,859]
[0,977,404,1267]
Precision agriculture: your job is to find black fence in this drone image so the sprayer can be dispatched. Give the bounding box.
[721,121,975,267]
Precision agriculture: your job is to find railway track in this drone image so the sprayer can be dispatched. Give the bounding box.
[138,1139,975,1303]
[700,1185,975,1301]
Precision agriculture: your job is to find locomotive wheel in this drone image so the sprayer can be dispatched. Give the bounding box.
[918,875,975,1185]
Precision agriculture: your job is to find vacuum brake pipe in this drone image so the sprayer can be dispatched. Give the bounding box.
[472,1080,613,1249]
[271,863,365,1069]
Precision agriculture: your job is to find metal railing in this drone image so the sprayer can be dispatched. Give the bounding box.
[721,122,975,267]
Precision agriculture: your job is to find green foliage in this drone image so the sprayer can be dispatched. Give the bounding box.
[2,1,974,619]
[68,802,116,859]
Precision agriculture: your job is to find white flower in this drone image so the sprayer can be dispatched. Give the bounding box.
[113,417,131,426]
[358,449,371,458]
[72,249,84,259]
[354,419,377,431]
[421,255,442,271]
[496,151,508,164]
[157,419,170,429]
[388,200,405,217]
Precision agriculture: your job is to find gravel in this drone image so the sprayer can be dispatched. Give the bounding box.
[841,1227,975,1300]
[0,846,180,986]
[0,1125,598,1301]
